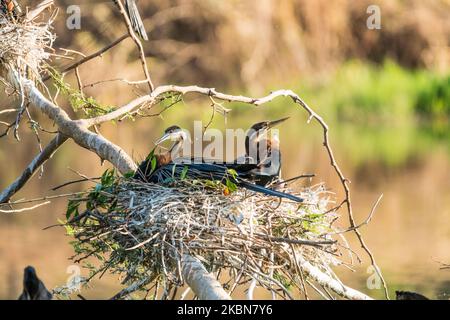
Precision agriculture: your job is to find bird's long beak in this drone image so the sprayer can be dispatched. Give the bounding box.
[154,133,172,145]
[267,117,290,129]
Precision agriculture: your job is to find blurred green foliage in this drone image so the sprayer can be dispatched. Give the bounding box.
[317,61,449,167]
[307,61,449,167]
[215,61,449,169]
[415,75,450,138]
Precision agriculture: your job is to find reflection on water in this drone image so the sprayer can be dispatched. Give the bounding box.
[0,116,449,299]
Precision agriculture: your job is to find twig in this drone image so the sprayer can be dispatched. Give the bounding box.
[0,133,68,203]
[114,0,154,92]
[333,194,383,234]
[273,173,316,185]
[42,34,129,81]
[0,192,87,207]
[51,177,100,191]
[0,201,50,213]
[0,108,18,115]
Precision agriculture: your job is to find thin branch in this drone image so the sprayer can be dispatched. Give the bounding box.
[42,34,129,81]
[51,177,100,191]
[333,194,383,234]
[0,108,19,115]
[0,201,50,213]
[1,192,87,207]
[83,78,148,89]
[0,133,68,203]
[114,0,154,92]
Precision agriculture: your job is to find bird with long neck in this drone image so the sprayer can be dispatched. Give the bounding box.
[233,117,288,186]
[133,125,187,181]
[134,125,303,202]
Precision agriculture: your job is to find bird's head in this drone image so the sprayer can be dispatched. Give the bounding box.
[249,117,290,133]
[246,117,289,148]
[155,125,187,146]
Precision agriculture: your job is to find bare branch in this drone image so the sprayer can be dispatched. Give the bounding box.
[0,201,50,213]
[114,0,154,92]
[0,108,19,115]
[42,34,129,82]
[0,133,67,204]
[295,253,373,300]
[182,255,231,300]
[24,80,137,174]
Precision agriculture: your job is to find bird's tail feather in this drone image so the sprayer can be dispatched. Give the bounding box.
[239,180,304,203]
[125,0,148,41]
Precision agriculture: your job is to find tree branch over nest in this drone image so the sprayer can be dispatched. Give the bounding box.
[25,80,137,174]
[182,255,232,300]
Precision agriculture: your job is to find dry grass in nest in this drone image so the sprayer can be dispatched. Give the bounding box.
[0,12,55,86]
[63,170,349,299]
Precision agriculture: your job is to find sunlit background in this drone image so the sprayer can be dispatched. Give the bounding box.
[0,0,449,299]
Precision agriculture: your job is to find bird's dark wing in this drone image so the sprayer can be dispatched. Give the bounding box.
[142,163,304,202]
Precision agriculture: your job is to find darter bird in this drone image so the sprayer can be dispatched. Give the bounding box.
[113,0,148,41]
[245,117,288,185]
[170,117,289,186]
[228,117,289,186]
[18,266,52,300]
[133,125,303,202]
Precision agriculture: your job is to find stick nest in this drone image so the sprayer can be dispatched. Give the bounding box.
[65,170,349,299]
[0,12,55,85]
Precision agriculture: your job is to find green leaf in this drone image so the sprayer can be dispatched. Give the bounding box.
[151,156,157,172]
[123,171,135,179]
[226,179,238,193]
[204,179,219,189]
[145,149,155,161]
[227,168,238,179]
[180,166,189,180]
[66,199,80,220]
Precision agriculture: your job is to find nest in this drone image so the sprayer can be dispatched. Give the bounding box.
[66,171,349,299]
[0,11,55,86]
